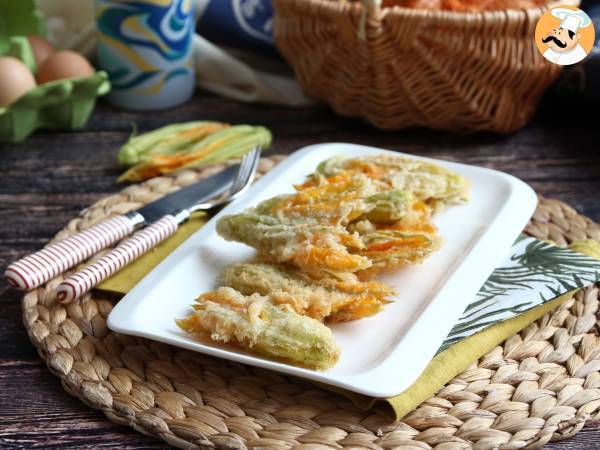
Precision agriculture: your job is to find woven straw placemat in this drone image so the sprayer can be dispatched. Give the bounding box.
[22,155,600,449]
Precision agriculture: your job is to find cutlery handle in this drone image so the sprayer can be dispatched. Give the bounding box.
[56,215,178,304]
[5,215,135,290]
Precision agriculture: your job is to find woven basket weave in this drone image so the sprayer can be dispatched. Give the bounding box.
[22,157,600,448]
[272,0,578,133]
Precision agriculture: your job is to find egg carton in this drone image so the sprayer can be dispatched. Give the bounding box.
[0,0,110,143]
[0,70,110,143]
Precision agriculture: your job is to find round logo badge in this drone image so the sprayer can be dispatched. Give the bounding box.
[535,5,595,66]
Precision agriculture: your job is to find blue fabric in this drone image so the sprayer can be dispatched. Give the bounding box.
[195,0,279,58]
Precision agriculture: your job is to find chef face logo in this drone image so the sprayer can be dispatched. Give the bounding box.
[535,6,595,66]
[542,27,580,52]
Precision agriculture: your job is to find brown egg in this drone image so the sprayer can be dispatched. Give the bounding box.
[37,50,95,84]
[27,35,55,67]
[0,56,37,107]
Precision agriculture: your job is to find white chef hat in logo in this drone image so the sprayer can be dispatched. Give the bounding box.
[551,7,592,33]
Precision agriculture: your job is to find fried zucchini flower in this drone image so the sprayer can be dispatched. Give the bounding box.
[177,287,341,370]
[217,172,439,275]
[179,154,470,371]
[312,155,470,210]
[222,262,393,322]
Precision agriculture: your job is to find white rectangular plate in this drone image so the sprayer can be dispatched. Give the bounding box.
[108,143,537,397]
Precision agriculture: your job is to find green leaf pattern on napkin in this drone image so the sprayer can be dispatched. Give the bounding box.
[439,236,600,352]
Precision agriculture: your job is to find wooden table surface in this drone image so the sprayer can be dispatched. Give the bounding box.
[1,92,599,449]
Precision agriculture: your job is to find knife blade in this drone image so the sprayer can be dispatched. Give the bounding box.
[125,163,239,226]
[5,164,239,291]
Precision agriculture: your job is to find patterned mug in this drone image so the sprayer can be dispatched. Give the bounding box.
[95,0,195,110]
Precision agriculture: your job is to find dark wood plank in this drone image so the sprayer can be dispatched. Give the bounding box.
[1,91,599,449]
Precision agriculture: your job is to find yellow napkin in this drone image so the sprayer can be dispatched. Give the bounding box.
[337,292,572,419]
[97,225,599,421]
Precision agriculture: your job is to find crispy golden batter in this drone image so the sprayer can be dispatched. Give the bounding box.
[217,170,442,275]
[311,155,470,212]
[177,287,340,370]
[217,174,379,275]
[217,214,371,274]
[222,262,393,322]
[268,172,379,226]
[180,154,469,370]
[356,198,442,276]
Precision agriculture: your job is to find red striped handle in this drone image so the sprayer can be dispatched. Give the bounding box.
[5,215,134,291]
[56,215,178,304]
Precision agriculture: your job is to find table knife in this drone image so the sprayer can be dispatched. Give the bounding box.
[5,164,239,291]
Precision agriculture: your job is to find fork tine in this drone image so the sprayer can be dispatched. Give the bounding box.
[230,150,254,192]
[232,147,259,193]
[242,147,257,186]
[240,146,261,189]
[229,164,248,195]
[247,146,261,183]
[189,147,261,213]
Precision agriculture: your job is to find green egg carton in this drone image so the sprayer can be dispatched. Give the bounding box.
[0,0,111,142]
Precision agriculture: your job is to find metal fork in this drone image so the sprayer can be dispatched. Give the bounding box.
[56,147,262,304]
[187,144,261,213]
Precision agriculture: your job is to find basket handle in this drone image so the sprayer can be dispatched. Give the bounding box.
[359,0,382,40]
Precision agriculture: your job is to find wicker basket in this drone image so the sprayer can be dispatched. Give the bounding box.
[273,0,578,133]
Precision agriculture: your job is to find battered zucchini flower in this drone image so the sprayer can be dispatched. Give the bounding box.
[177,287,341,370]
[222,262,393,322]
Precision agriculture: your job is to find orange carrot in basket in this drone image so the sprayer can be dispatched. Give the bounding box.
[380,0,546,10]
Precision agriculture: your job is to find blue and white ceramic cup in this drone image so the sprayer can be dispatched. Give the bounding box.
[95,0,195,110]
